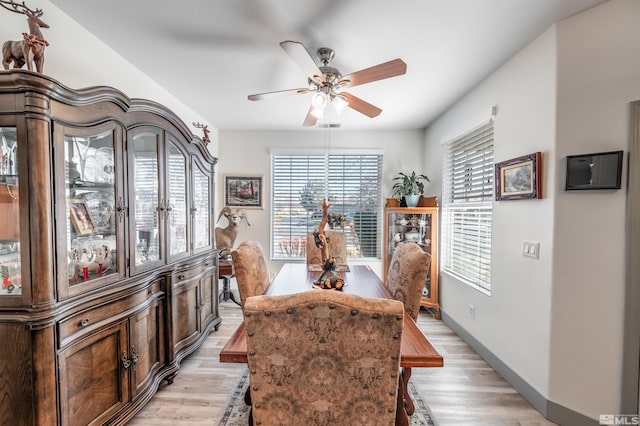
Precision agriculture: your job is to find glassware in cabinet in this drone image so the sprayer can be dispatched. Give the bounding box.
[0,126,21,296]
[63,129,119,286]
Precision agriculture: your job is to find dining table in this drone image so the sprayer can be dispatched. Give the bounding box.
[219,263,444,426]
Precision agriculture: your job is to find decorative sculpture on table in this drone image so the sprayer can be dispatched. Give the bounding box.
[326,212,347,229]
[215,206,250,259]
[1,0,50,73]
[312,200,345,290]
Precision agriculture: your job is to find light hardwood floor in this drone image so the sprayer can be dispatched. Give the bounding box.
[129,301,557,426]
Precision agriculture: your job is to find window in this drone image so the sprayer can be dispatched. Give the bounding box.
[271,152,382,260]
[441,121,494,291]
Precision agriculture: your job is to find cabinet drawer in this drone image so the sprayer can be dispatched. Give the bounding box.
[173,259,214,283]
[58,281,163,347]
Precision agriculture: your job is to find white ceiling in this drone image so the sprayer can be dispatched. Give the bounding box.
[51,0,605,131]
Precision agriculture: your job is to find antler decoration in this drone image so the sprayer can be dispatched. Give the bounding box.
[1,0,49,73]
[0,0,41,14]
[192,122,211,145]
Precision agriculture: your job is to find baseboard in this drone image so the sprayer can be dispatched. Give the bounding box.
[441,310,598,426]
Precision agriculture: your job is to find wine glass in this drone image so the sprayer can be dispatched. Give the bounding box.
[0,131,17,175]
[72,136,93,181]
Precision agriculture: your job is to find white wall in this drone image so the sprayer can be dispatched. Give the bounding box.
[424,0,640,421]
[1,0,218,155]
[424,25,557,400]
[218,129,426,277]
[551,0,640,417]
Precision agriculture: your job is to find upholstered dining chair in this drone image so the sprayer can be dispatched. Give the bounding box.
[243,290,404,426]
[306,231,347,265]
[386,242,430,322]
[230,240,271,306]
[385,241,430,417]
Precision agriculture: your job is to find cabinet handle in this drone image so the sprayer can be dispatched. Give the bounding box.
[79,318,90,327]
[131,346,139,369]
[116,197,127,222]
[178,274,185,280]
[122,352,131,370]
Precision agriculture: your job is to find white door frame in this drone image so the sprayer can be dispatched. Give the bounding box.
[622,100,640,413]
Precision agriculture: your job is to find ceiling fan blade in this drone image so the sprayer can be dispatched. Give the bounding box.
[248,88,309,101]
[303,105,318,127]
[280,40,323,82]
[339,58,407,89]
[342,92,382,118]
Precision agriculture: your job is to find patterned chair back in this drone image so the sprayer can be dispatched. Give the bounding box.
[243,291,404,425]
[386,242,430,321]
[306,231,347,265]
[231,240,270,306]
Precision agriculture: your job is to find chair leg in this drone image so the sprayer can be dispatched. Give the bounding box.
[395,374,409,426]
[402,367,415,415]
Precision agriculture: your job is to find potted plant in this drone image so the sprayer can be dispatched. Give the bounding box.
[391,171,430,207]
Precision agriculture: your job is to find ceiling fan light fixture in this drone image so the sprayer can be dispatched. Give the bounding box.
[311,92,328,109]
[332,94,348,115]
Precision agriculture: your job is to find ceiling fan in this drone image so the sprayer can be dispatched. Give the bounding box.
[248,40,407,127]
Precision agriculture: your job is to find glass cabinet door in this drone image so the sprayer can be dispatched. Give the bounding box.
[192,161,211,251]
[167,140,188,258]
[0,126,21,296]
[385,209,434,298]
[60,125,122,296]
[130,130,162,272]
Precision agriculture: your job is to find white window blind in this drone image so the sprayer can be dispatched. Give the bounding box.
[442,121,494,291]
[271,153,382,260]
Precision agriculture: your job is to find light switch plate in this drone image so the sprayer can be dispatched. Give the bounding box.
[523,241,540,259]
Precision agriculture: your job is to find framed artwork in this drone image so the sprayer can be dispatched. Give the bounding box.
[69,200,97,235]
[495,152,542,201]
[224,175,263,209]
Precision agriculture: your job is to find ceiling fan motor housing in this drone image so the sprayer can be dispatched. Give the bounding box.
[317,47,335,65]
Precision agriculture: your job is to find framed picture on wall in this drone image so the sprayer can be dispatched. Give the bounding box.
[224,175,263,209]
[495,152,542,200]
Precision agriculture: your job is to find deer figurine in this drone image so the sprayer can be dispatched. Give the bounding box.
[192,122,211,145]
[1,0,49,73]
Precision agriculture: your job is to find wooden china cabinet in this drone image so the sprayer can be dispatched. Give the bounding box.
[0,70,220,425]
[384,200,440,319]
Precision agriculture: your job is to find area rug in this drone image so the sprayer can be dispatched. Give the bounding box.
[219,367,438,425]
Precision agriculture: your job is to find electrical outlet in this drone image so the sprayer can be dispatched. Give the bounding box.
[468,304,475,319]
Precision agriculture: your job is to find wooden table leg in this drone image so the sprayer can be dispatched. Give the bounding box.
[402,367,414,415]
[219,275,241,306]
[395,374,409,426]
